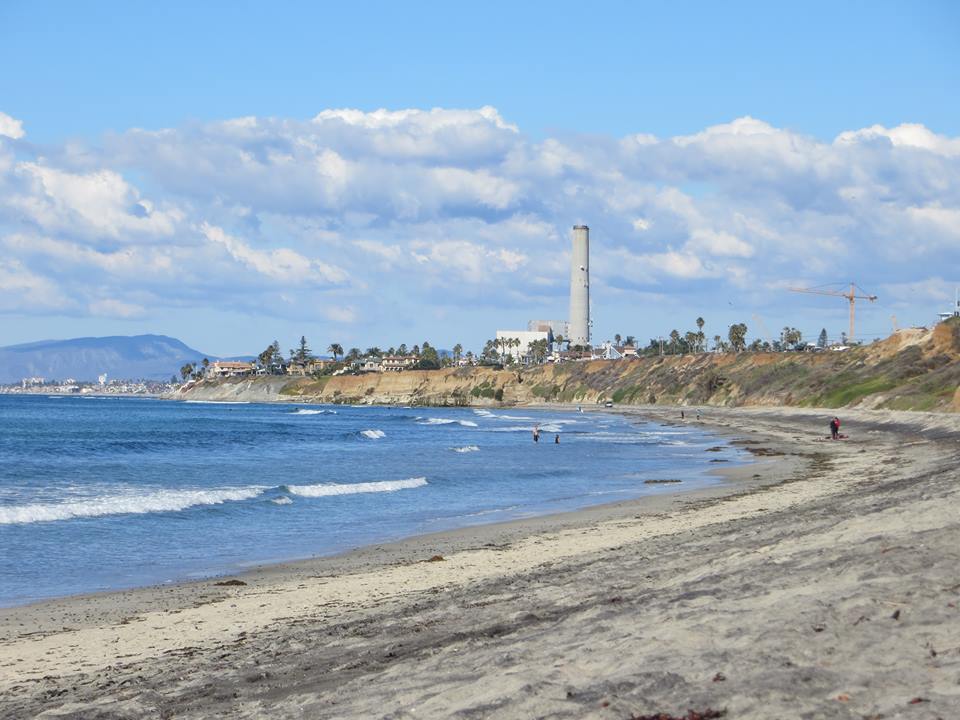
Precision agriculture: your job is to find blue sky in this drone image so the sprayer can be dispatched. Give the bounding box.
[1,1,958,356]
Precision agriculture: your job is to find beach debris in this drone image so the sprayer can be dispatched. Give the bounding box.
[630,709,726,720]
[812,623,826,633]
[712,672,726,682]
[705,446,724,452]
[644,479,682,484]
[608,596,623,603]
[908,697,928,704]
[836,694,850,702]
[852,615,870,626]
[891,609,901,620]
[214,579,247,586]
[426,555,445,562]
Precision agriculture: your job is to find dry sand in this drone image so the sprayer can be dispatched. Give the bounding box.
[1,406,959,719]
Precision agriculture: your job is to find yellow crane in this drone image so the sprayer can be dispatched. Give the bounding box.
[787,282,877,343]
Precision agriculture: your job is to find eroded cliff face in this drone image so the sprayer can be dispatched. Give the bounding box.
[175,321,960,412]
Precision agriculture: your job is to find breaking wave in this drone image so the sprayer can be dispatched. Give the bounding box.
[452,445,480,453]
[292,408,336,415]
[488,424,563,433]
[360,429,386,439]
[417,417,478,427]
[285,477,428,497]
[0,487,266,526]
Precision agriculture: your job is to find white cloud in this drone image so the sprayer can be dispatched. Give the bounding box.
[88,298,145,318]
[835,123,960,157]
[201,223,348,285]
[0,112,25,140]
[1,108,958,345]
[0,259,70,311]
[688,228,754,258]
[8,164,181,242]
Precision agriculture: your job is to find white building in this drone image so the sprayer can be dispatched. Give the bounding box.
[207,361,254,378]
[495,330,550,362]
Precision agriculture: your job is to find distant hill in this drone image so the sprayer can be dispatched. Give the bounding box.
[0,334,225,383]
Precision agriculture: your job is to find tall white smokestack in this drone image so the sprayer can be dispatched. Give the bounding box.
[568,225,590,347]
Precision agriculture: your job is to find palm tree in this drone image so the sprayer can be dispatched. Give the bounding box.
[452,343,463,364]
[696,317,705,352]
[554,334,564,354]
[327,343,343,362]
[614,333,622,346]
[669,329,681,354]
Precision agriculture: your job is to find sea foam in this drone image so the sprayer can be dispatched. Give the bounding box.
[0,487,266,525]
[418,417,478,427]
[286,477,427,497]
[361,429,386,439]
[292,408,335,415]
[452,445,480,453]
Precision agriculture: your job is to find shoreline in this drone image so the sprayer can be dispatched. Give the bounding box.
[0,405,753,611]
[2,406,959,717]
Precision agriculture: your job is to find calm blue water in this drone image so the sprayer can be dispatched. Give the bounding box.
[0,395,743,606]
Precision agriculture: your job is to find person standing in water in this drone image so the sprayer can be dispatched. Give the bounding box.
[533,426,540,443]
[555,434,560,444]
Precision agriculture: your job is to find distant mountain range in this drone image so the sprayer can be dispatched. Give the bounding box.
[0,334,235,383]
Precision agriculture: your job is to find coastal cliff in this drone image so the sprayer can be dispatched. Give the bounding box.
[175,320,960,412]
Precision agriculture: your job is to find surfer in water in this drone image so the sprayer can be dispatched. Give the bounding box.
[555,434,560,444]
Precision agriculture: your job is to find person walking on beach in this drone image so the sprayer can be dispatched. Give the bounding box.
[829,417,839,440]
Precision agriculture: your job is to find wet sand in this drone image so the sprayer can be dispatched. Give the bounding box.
[1,406,959,718]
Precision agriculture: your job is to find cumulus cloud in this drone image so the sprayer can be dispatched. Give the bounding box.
[0,107,957,344]
[201,223,348,285]
[0,111,25,140]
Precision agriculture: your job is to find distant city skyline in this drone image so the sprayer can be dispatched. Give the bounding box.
[1,1,958,356]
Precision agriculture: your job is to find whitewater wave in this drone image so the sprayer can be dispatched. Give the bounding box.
[286,477,427,497]
[452,445,480,453]
[270,496,293,505]
[417,418,478,427]
[0,486,266,525]
[292,408,336,415]
[488,423,563,433]
[361,429,385,439]
[184,400,250,405]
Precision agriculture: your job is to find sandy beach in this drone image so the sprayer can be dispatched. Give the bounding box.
[1,406,959,718]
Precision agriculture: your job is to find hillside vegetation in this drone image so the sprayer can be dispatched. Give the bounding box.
[177,320,960,412]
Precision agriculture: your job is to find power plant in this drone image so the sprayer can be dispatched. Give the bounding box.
[568,225,590,347]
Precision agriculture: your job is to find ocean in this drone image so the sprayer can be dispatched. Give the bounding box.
[0,395,744,606]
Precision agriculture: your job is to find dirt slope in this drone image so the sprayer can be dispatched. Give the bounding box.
[176,320,960,412]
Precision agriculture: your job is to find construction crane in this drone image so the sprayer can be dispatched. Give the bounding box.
[787,283,877,343]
